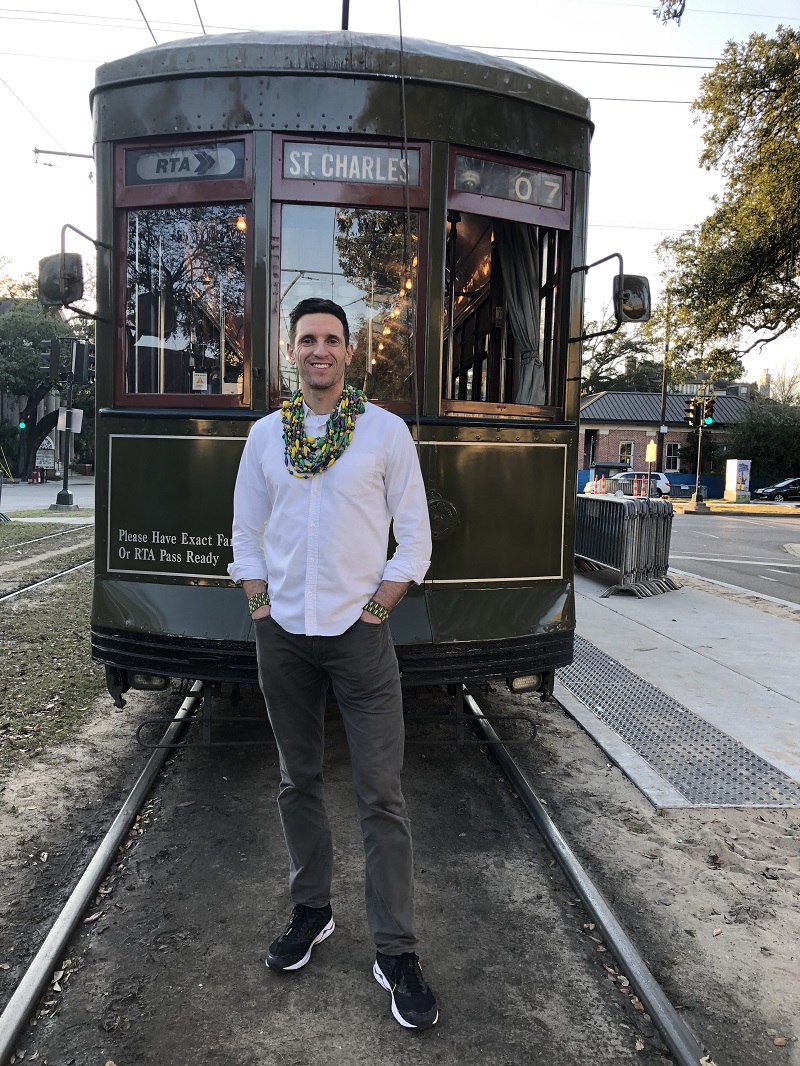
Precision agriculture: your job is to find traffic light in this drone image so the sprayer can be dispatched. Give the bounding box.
[18,408,33,430]
[684,396,697,426]
[703,397,716,425]
[73,341,88,384]
[39,338,61,379]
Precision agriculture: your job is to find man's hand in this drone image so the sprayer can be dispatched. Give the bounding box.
[359,609,382,624]
[252,604,271,620]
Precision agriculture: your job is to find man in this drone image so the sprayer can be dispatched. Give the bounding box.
[228,297,437,1029]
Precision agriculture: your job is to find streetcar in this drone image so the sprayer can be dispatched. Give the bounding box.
[39,30,648,708]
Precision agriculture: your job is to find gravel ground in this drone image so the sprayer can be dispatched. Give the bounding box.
[0,532,797,1065]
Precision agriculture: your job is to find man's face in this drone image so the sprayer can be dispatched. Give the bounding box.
[287,313,353,396]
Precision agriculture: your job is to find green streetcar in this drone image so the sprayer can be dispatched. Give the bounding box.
[40,31,648,708]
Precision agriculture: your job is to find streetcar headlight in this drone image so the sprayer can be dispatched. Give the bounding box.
[508,674,541,694]
[129,673,170,691]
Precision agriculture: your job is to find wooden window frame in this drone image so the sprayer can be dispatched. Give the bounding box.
[270,135,429,415]
[114,134,253,409]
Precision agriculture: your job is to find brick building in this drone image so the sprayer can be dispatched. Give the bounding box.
[579,391,749,474]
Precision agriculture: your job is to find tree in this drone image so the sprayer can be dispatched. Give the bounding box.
[0,270,77,477]
[769,360,800,405]
[657,28,800,364]
[653,1,687,25]
[727,399,800,483]
[581,315,660,395]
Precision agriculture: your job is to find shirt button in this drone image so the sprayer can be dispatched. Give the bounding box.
[310,522,315,528]
[309,558,315,564]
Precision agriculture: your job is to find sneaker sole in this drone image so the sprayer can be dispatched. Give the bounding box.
[372,960,439,1029]
[266,918,335,972]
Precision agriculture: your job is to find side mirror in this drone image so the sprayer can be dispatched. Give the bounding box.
[38,252,84,308]
[614,274,651,323]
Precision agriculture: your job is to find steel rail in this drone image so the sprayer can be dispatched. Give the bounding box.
[0,681,203,1065]
[462,689,715,1066]
[0,558,93,603]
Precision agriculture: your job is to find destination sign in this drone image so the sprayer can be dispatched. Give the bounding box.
[126,141,246,186]
[283,144,420,185]
[455,155,565,210]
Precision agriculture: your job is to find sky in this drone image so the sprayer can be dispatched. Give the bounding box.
[1,0,798,382]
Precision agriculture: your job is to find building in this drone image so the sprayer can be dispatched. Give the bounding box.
[579,391,749,473]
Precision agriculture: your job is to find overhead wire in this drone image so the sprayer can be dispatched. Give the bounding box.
[0,73,66,150]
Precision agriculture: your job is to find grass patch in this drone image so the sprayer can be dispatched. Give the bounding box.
[0,565,107,769]
[5,508,95,519]
[0,522,83,548]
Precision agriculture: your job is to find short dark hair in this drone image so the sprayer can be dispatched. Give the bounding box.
[288,298,350,348]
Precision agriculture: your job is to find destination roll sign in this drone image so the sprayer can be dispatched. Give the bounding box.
[283,143,420,185]
[455,154,565,211]
[126,141,246,185]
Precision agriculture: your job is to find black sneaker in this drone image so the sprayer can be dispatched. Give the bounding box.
[373,951,439,1029]
[266,903,335,971]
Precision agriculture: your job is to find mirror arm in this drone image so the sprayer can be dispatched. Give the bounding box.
[569,252,624,343]
[60,223,112,323]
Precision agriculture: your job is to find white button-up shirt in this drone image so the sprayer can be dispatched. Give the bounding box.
[228,401,431,636]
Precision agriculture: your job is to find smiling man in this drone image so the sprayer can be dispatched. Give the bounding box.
[228,297,437,1029]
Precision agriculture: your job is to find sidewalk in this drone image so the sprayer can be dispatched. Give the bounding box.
[557,569,800,809]
[0,473,96,514]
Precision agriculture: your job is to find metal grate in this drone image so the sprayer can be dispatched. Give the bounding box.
[558,635,800,807]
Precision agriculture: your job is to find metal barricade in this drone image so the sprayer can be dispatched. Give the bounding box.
[575,495,680,597]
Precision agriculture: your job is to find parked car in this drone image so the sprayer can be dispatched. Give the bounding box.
[585,470,671,497]
[752,477,800,502]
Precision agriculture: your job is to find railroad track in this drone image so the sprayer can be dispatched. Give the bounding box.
[0,684,718,1065]
[0,525,95,600]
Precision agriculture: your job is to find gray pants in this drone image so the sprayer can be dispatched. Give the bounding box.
[255,614,415,955]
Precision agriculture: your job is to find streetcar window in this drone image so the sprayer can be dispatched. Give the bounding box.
[442,211,562,409]
[124,204,247,396]
[277,204,419,404]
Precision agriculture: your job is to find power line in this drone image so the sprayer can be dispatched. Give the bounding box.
[0,73,66,150]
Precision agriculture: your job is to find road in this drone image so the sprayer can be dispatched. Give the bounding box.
[669,510,800,605]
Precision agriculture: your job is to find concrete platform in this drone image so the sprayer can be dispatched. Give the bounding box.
[557,571,800,809]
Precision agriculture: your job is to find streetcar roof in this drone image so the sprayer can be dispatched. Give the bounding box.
[93,30,591,127]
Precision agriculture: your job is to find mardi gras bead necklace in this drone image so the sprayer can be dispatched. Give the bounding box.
[281,384,366,479]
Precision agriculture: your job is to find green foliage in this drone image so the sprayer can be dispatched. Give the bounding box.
[72,381,95,466]
[658,28,800,361]
[581,315,660,395]
[727,400,800,483]
[679,427,726,475]
[0,298,73,397]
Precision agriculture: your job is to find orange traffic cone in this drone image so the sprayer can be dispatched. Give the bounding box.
[600,475,606,495]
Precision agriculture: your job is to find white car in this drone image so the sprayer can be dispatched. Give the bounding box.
[609,471,671,497]
[584,471,671,497]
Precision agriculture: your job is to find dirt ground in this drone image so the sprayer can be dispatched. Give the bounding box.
[1,675,797,1066]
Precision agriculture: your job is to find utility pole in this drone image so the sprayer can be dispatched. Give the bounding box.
[656,286,670,472]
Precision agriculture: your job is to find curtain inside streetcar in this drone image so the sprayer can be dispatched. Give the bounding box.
[442,211,560,407]
[277,204,419,404]
[124,205,247,396]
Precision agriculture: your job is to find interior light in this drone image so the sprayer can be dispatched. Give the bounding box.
[235,216,247,231]
[378,342,384,351]
[382,326,391,335]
